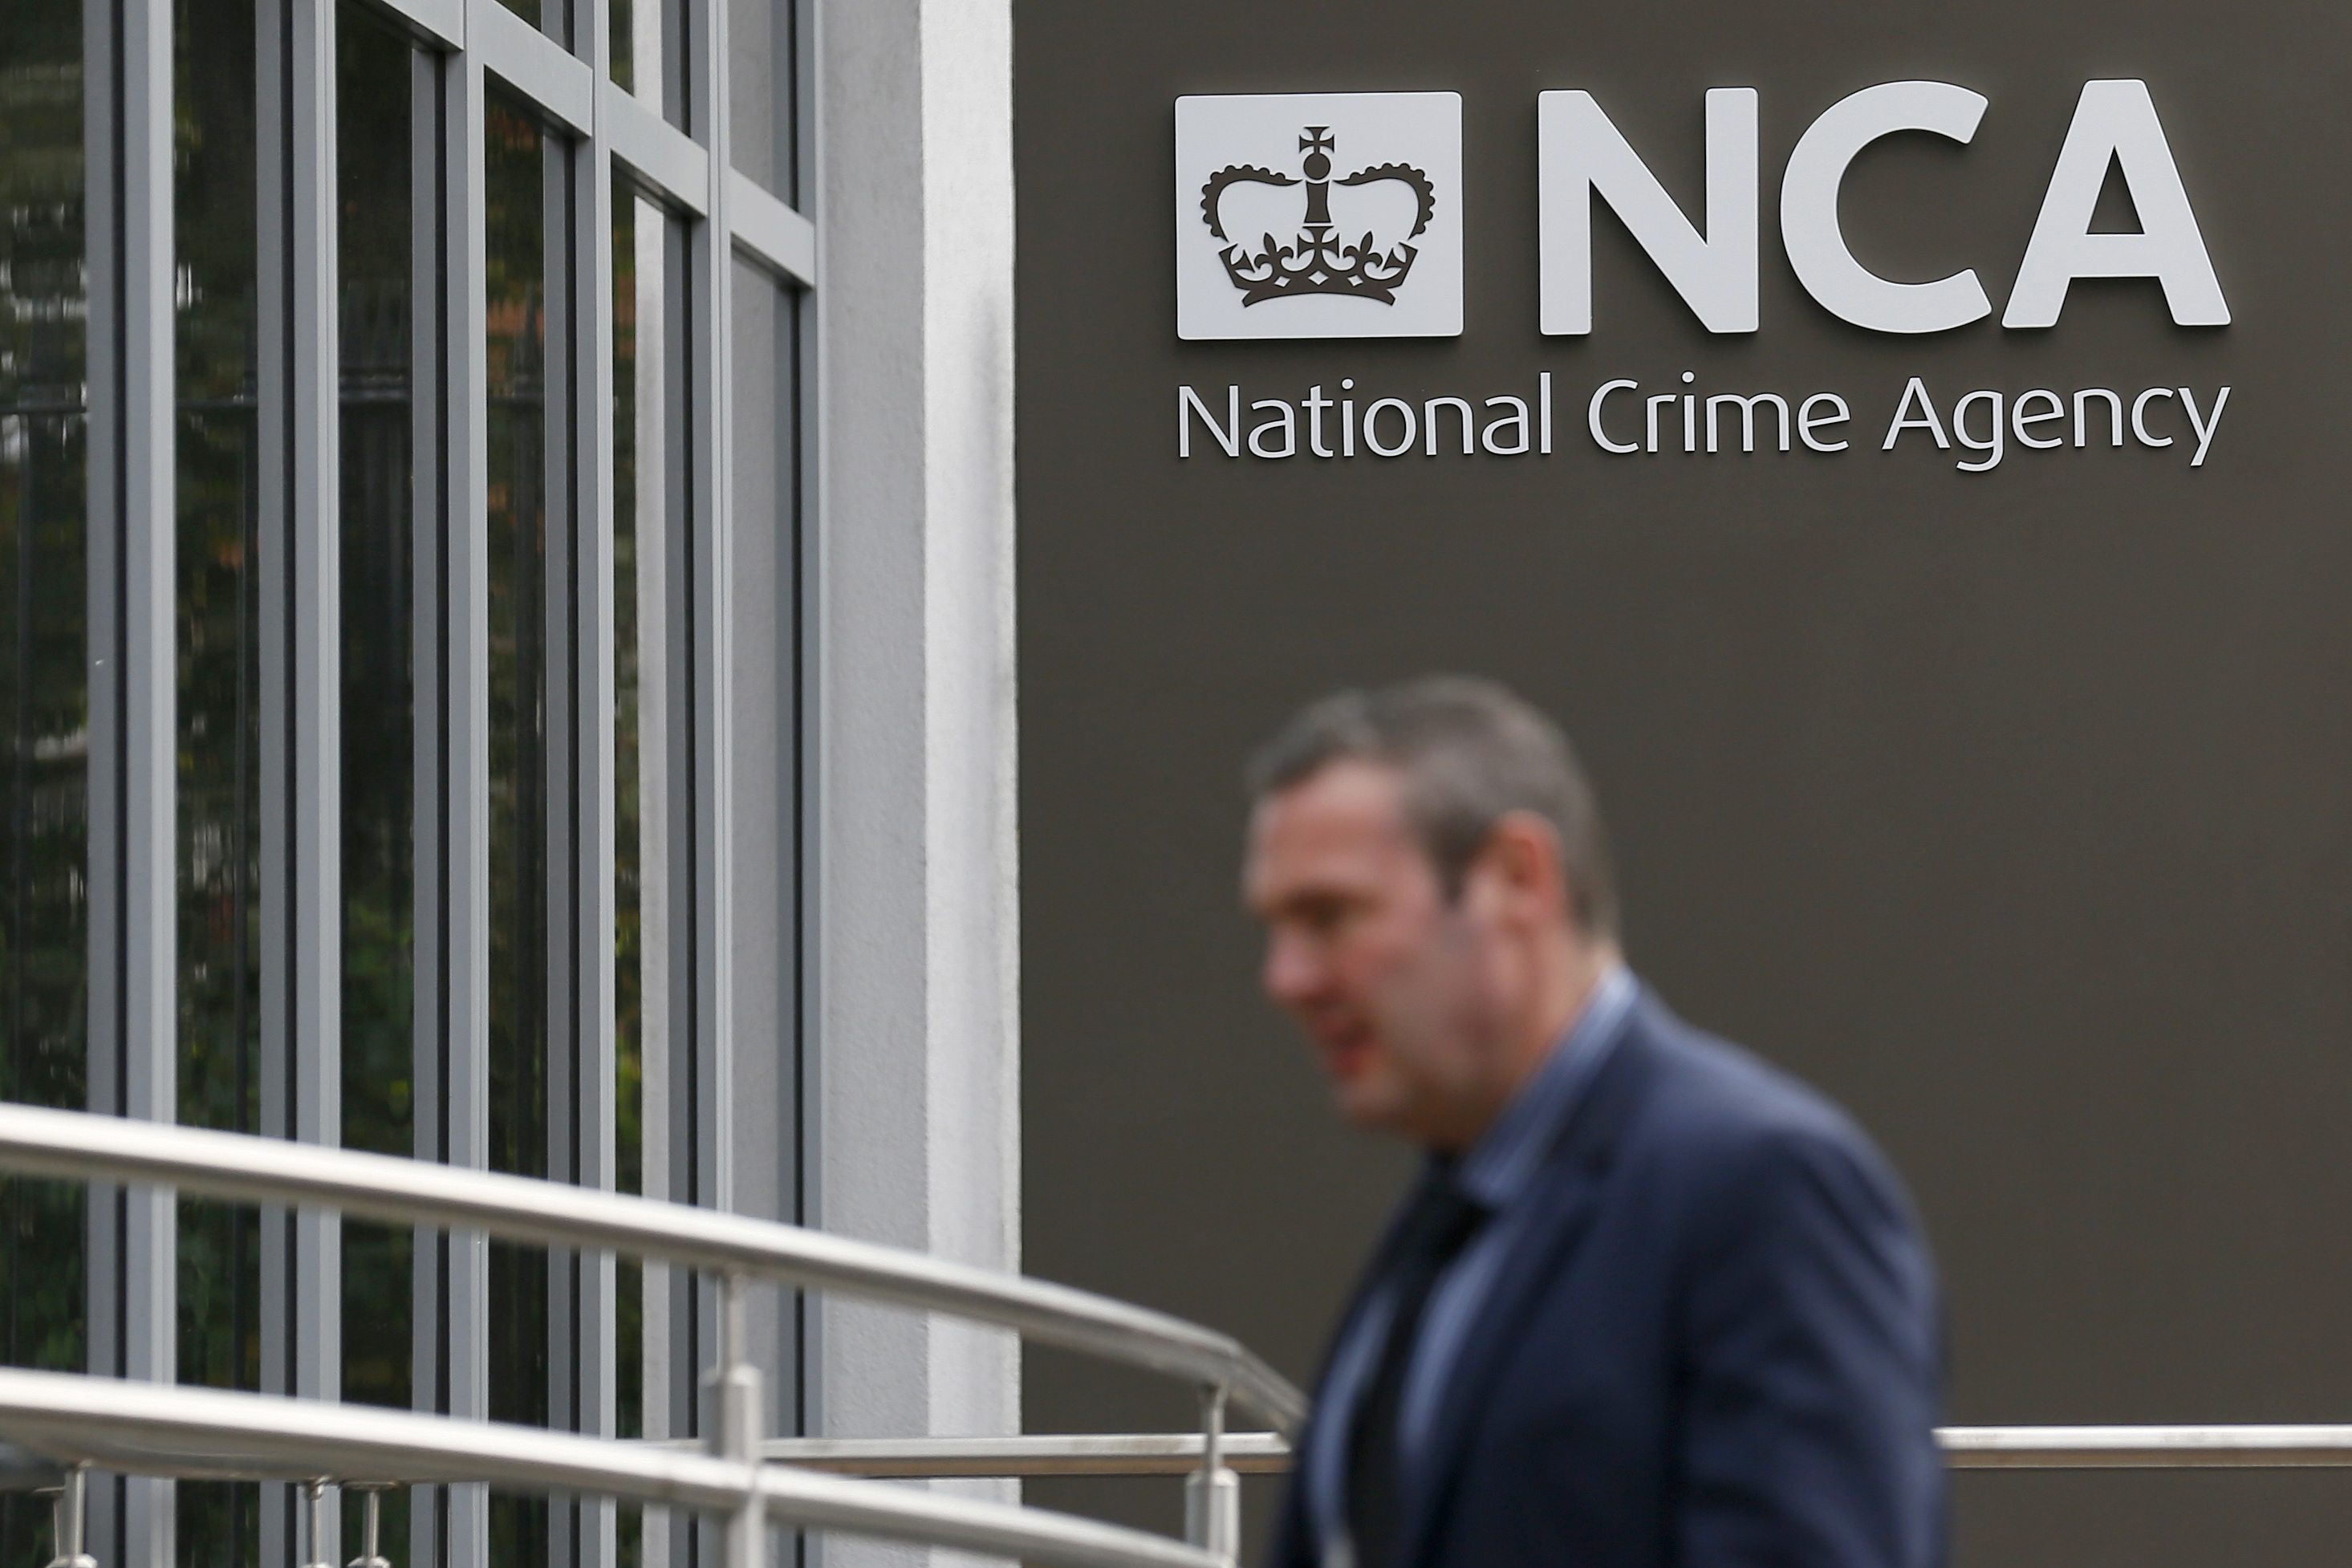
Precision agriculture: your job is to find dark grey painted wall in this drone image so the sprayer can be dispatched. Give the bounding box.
[1015,2,2352,1562]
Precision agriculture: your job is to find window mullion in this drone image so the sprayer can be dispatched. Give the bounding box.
[686,0,733,1232]
[253,2,344,1557]
[549,102,621,1568]
[672,3,737,1525]
[579,12,625,1568]
[449,47,495,1568]
[409,43,494,1568]
[574,38,622,1468]
[405,39,443,1568]
[81,0,178,1557]
[540,124,576,1568]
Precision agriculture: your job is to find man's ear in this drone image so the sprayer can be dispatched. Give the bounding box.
[1468,811,1570,921]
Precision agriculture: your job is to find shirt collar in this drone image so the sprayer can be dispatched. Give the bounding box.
[1452,964,1637,1210]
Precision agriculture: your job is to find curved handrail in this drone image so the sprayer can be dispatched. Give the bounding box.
[0,1104,1305,1436]
[0,1368,1218,1568]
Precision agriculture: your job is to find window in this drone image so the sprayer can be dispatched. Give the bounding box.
[0,0,812,1562]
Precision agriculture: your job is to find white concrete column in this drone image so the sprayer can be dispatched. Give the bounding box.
[812,0,1019,1514]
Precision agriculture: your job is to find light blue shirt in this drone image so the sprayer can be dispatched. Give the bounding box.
[1306,965,1639,1565]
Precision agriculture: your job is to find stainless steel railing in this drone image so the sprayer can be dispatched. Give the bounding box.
[0,1104,1304,1436]
[750,1427,2352,1477]
[9,1101,2352,1568]
[0,1367,1217,1568]
[0,1102,1300,1568]
[1940,1426,2352,1468]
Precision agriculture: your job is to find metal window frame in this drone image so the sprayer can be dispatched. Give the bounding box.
[70,0,819,1560]
[81,0,178,1558]
[360,0,813,285]
[254,2,347,1562]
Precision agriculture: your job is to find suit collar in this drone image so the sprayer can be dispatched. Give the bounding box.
[1455,965,1638,1212]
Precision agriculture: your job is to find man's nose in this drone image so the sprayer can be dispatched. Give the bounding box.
[1262,928,1327,1005]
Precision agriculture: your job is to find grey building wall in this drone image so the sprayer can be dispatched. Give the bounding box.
[1014,2,2352,1565]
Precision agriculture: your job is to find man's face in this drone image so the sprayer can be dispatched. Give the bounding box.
[1244,760,1509,1147]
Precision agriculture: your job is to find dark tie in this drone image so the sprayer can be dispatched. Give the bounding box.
[1345,1169,1490,1568]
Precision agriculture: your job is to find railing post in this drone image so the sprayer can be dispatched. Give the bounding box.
[1184,1384,1238,1562]
[346,1485,392,1568]
[300,1481,335,1568]
[43,1466,98,1568]
[705,1271,764,1568]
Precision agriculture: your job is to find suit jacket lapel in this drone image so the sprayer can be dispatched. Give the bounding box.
[1285,1164,1450,1559]
[1398,1012,1663,1568]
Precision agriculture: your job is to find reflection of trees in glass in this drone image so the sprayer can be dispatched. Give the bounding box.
[0,8,89,1566]
[613,185,645,1456]
[486,94,548,1201]
[172,0,258,1126]
[173,0,262,1560]
[340,3,416,1168]
[611,0,634,93]
[612,197,647,1568]
[486,84,552,1568]
[0,31,90,1552]
[338,21,416,1517]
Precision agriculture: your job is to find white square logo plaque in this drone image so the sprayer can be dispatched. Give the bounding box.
[1175,91,1463,340]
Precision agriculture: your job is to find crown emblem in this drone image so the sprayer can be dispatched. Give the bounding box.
[1200,127,1437,306]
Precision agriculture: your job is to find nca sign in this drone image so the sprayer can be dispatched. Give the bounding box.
[1542,79,2225,335]
[1176,81,2227,341]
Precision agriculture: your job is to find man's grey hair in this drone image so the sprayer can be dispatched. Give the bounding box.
[1246,676,1619,939]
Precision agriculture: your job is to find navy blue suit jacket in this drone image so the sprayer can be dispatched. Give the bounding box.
[1272,989,1945,1568]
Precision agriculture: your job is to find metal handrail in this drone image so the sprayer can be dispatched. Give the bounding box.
[16,1102,2352,1568]
[14,1400,2352,1493]
[756,1432,1296,1477]
[0,1368,1218,1568]
[749,1428,2352,1477]
[26,1418,2352,1489]
[0,1103,1305,1436]
[1940,1426,2352,1468]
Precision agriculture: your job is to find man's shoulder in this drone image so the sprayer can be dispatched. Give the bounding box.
[1613,990,1904,1200]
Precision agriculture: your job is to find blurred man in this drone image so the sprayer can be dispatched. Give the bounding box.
[1245,676,1944,1568]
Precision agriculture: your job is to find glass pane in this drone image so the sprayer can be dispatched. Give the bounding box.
[729,0,795,203]
[338,16,414,1529]
[173,0,261,1151]
[728,261,798,1430]
[485,81,553,1564]
[174,0,262,1556]
[611,184,660,1568]
[495,0,590,49]
[610,0,632,92]
[612,186,648,1447]
[0,23,89,1568]
[615,189,683,1464]
[172,0,262,1087]
[614,0,685,129]
[485,94,550,1194]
